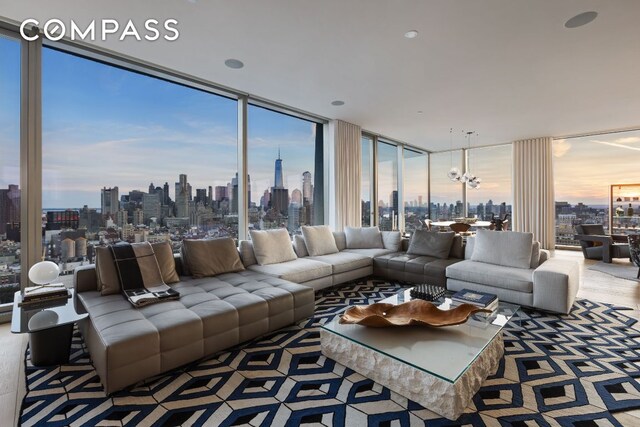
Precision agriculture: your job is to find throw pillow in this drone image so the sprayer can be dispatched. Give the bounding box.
[471,229,533,269]
[95,246,120,296]
[293,235,309,257]
[238,240,258,266]
[407,230,455,259]
[301,225,339,256]
[250,229,297,265]
[151,241,180,283]
[344,226,384,249]
[182,238,245,277]
[381,231,402,251]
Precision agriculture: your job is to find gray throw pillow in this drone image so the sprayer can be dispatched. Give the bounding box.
[344,226,384,249]
[407,230,455,259]
[250,229,298,265]
[302,225,339,256]
[381,231,402,251]
[95,246,120,295]
[471,229,533,269]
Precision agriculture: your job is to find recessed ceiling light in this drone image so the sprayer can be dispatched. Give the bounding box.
[564,11,598,28]
[224,59,244,69]
[404,30,419,39]
[331,100,345,106]
[417,111,423,114]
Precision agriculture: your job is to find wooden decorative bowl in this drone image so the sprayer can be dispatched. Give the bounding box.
[338,299,492,328]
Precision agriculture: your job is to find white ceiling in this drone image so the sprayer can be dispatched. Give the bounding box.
[2,0,639,151]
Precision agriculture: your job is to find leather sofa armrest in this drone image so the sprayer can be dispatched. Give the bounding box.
[74,264,97,294]
[532,259,580,314]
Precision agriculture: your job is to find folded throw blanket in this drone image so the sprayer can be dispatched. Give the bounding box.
[110,242,180,307]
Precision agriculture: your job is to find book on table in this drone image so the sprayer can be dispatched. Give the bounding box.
[450,289,498,309]
[20,284,70,307]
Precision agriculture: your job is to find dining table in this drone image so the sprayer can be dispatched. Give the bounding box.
[430,220,493,228]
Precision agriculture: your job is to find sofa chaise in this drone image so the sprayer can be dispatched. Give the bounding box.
[74,240,314,394]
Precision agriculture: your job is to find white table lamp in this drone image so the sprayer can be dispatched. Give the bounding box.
[28,261,61,288]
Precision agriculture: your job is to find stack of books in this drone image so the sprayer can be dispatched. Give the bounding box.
[450,289,498,312]
[19,284,70,307]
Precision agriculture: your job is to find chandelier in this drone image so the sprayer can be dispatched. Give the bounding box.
[462,131,481,189]
[447,128,461,182]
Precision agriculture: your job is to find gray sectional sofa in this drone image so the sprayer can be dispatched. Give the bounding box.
[74,264,314,394]
[73,227,579,395]
[239,230,465,290]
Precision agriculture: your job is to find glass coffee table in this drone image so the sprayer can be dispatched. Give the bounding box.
[320,288,519,420]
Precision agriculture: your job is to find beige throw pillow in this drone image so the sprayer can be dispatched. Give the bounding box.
[302,225,339,256]
[249,229,297,265]
[182,238,245,278]
[95,246,120,295]
[151,241,180,284]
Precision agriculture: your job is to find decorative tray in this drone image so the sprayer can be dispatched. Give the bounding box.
[338,299,491,328]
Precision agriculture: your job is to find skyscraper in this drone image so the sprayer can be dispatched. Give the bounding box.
[175,174,189,218]
[0,184,20,235]
[274,148,284,189]
[143,193,161,222]
[302,171,313,204]
[271,151,289,215]
[101,186,119,219]
[215,186,227,201]
[163,182,170,205]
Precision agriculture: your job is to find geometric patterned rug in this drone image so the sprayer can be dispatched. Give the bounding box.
[19,279,640,426]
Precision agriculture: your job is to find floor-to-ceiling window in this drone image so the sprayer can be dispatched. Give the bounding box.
[42,48,238,278]
[361,136,373,226]
[554,129,640,247]
[403,148,428,233]
[247,105,323,236]
[429,150,464,220]
[377,141,398,230]
[466,145,512,222]
[0,35,21,305]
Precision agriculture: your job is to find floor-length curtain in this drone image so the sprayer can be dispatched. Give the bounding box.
[512,137,555,249]
[333,120,362,231]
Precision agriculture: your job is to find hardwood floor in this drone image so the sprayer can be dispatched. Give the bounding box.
[0,249,637,426]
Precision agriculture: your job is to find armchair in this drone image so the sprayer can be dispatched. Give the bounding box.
[574,224,630,263]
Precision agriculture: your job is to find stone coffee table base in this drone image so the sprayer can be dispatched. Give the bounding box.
[320,330,504,420]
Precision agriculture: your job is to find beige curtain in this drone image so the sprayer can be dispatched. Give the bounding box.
[512,137,555,249]
[333,120,362,231]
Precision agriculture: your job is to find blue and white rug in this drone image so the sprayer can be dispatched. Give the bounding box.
[20,280,640,426]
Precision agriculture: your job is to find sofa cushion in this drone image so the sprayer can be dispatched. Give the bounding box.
[293,235,309,257]
[250,229,297,265]
[344,226,383,249]
[332,232,347,251]
[308,252,372,274]
[446,260,534,293]
[407,230,455,259]
[238,240,257,266]
[247,258,332,283]
[152,241,180,284]
[302,225,339,256]
[343,248,396,258]
[530,241,541,269]
[471,230,533,269]
[95,246,120,296]
[449,235,464,259]
[381,231,402,251]
[182,238,245,278]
